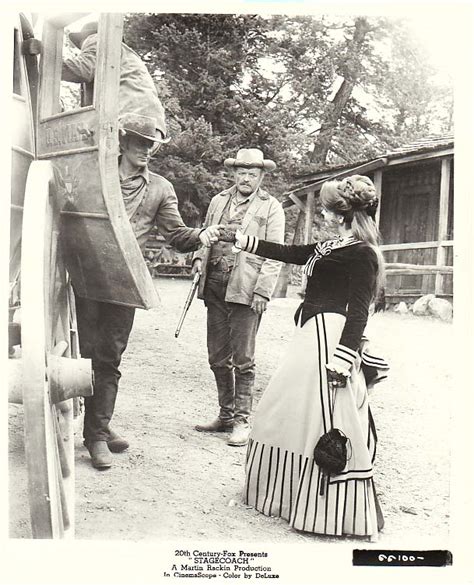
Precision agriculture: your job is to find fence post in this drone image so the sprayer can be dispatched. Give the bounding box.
[301,190,315,294]
[435,158,451,295]
[373,169,383,228]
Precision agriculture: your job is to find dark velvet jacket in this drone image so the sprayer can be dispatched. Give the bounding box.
[255,239,378,354]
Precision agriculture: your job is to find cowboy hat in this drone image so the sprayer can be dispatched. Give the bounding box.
[69,21,98,49]
[224,148,276,172]
[118,112,170,144]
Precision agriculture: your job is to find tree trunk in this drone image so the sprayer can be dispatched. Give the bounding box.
[310,17,372,166]
[310,78,355,165]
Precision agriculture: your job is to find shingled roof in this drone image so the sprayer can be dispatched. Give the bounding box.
[297,134,454,183]
[385,134,454,159]
[284,134,454,208]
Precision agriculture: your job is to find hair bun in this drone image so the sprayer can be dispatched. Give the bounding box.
[338,175,377,212]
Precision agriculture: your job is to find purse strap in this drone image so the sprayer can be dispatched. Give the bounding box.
[329,385,338,429]
[320,384,338,497]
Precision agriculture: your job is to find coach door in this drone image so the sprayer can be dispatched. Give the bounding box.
[36,13,159,309]
[11,15,37,286]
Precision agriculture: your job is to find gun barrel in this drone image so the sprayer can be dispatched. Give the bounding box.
[174,272,200,338]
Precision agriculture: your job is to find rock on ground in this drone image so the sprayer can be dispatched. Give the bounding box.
[428,297,453,321]
[412,294,435,316]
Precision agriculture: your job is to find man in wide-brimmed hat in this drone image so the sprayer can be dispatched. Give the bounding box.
[192,148,285,447]
[75,112,222,469]
[62,21,166,132]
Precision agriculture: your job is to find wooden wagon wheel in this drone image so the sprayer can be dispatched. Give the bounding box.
[20,161,92,538]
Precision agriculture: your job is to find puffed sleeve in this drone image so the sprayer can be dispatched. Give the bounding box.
[330,246,378,372]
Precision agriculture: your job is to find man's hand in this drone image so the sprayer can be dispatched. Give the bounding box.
[191,259,202,276]
[251,294,268,315]
[218,226,237,243]
[199,225,223,247]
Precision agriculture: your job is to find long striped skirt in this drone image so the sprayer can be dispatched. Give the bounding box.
[244,313,379,537]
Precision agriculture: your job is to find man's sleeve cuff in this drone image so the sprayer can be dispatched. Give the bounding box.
[332,344,358,371]
[253,292,269,301]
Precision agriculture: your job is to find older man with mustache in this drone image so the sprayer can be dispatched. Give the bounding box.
[193,148,285,447]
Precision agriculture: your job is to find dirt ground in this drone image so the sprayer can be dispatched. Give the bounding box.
[9,277,452,547]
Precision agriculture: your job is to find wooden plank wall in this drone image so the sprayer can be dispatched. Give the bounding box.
[379,156,454,299]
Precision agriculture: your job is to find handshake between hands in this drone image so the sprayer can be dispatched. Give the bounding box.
[198,225,246,248]
[194,227,266,315]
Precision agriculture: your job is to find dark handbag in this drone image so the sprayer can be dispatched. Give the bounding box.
[313,428,348,475]
[314,385,351,495]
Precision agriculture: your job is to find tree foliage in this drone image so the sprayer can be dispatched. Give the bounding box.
[123,12,453,226]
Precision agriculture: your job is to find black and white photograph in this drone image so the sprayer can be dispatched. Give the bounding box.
[2,1,473,583]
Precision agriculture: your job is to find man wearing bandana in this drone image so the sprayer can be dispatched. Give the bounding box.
[75,112,222,469]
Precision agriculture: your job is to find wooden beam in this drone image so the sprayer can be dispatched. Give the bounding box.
[292,208,305,244]
[282,157,388,207]
[381,240,454,252]
[373,168,383,227]
[303,190,315,244]
[300,190,315,293]
[386,267,453,276]
[288,193,306,213]
[386,148,453,167]
[435,158,451,294]
[39,21,64,119]
[386,262,453,273]
[44,13,90,28]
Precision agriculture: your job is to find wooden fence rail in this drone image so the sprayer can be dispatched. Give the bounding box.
[385,263,453,275]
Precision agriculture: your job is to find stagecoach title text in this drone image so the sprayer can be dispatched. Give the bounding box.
[163,549,279,580]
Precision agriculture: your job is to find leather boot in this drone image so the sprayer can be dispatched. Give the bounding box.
[87,440,112,469]
[228,371,254,446]
[107,427,129,453]
[214,368,235,421]
[195,418,234,432]
[227,422,251,446]
[195,368,235,432]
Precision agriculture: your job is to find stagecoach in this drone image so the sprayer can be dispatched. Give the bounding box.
[9,12,158,538]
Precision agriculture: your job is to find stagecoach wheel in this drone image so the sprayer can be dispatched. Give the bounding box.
[21,161,77,538]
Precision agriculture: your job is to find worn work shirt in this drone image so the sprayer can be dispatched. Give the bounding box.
[62,34,165,121]
[209,191,256,270]
[119,164,201,253]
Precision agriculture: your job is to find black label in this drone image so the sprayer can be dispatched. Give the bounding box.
[352,550,453,567]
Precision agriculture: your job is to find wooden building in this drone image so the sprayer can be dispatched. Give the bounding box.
[283,135,454,304]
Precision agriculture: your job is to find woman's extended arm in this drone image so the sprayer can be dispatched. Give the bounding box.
[235,232,316,265]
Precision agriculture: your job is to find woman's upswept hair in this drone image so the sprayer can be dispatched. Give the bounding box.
[320,175,385,297]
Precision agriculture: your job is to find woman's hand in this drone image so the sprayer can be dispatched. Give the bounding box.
[232,229,246,253]
[326,363,350,388]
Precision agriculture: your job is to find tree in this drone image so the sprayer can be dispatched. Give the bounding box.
[123,12,453,224]
[124,13,298,222]
[310,17,374,165]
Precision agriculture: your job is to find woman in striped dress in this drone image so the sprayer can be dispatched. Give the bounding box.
[234,175,386,540]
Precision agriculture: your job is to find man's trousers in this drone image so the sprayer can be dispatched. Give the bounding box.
[204,269,261,425]
[75,295,135,443]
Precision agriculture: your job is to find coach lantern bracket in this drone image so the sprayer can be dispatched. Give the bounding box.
[36,13,159,309]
